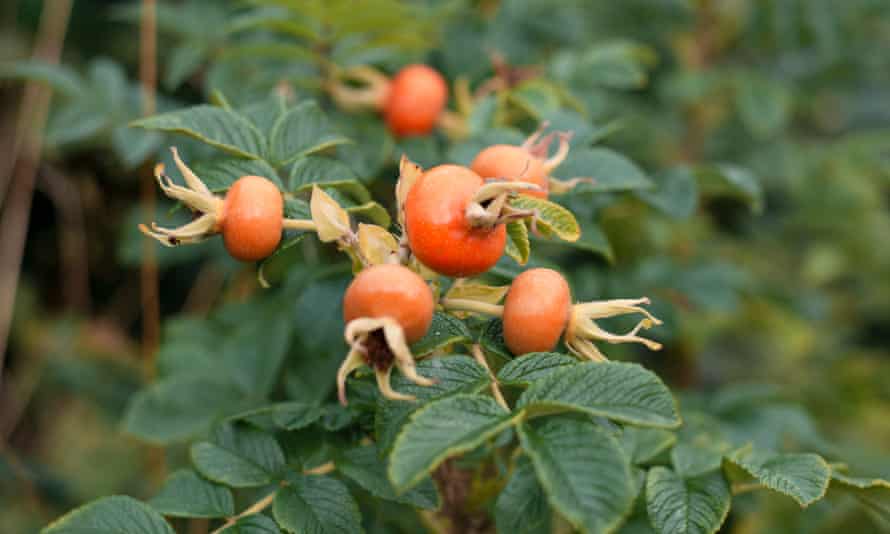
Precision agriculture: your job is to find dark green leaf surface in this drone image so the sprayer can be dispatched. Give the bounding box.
[410,313,473,356]
[375,356,491,455]
[132,105,266,158]
[724,448,830,507]
[645,467,730,534]
[191,425,286,487]
[337,444,439,509]
[389,395,518,491]
[42,496,174,534]
[518,416,635,534]
[518,362,681,429]
[149,469,234,518]
[122,375,245,445]
[555,148,652,193]
[497,352,579,386]
[495,456,552,534]
[268,101,350,165]
[273,475,364,534]
[620,427,676,465]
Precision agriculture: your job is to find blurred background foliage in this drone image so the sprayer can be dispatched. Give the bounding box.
[1,0,889,532]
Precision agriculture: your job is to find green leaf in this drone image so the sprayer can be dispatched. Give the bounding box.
[268,101,351,166]
[518,416,635,534]
[0,60,84,96]
[505,221,531,265]
[645,468,730,534]
[637,167,698,219]
[620,427,676,465]
[509,196,580,242]
[42,495,174,534]
[131,105,265,159]
[556,148,652,193]
[193,157,282,192]
[830,472,890,525]
[221,515,282,533]
[694,164,763,212]
[410,313,473,356]
[336,444,440,510]
[164,41,210,91]
[479,318,512,363]
[288,156,370,202]
[735,74,791,139]
[389,395,518,491]
[122,375,246,445]
[229,402,323,431]
[375,356,491,454]
[149,469,234,518]
[257,234,308,289]
[111,127,162,169]
[518,362,681,429]
[724,448,831,507]
[497,352,578,386]
[671,442,723,478]
[344,200,391,227]
[495,456,552,534]
[273,475,364,534]
[508,81,562,119]
[557,217,613,260]
[191,424,286,488]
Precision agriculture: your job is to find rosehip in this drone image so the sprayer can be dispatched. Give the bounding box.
[343,263,434,343]
[383,64,449,137]
[405,165,506,277]
[220,176,283,261]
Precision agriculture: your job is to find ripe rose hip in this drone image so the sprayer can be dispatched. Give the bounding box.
[405,164,507,277]
[220,176,283,261]
[337,264,436,405]
[383,64,449,137]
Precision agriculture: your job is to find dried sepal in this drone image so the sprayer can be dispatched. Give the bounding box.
[338,317,434,405]
[139,149,224,248]
[564,297,663,361]
[310,185,352,243]
[396,155,423,228]
[357,223,399,266]
[326,65,391,112]
[465,180,543,230]
[520,123,591,195]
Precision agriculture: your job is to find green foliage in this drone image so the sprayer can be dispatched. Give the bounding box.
[5,1,889,533]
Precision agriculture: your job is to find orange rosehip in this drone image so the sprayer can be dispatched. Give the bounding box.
[471,144,548,198]
[383,64,449,137]
[220,176,283,261]
[405,165,507,277]
[502,268,572,355]
[343,264,434,343]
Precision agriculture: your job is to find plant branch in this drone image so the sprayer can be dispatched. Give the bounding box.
[0,0,73,390]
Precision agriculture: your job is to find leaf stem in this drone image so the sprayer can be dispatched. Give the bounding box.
[471,344,509,411]
[731,482,764,495]
[209,462,338,533]
[282,218,318,231]
[441,298,504,317]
